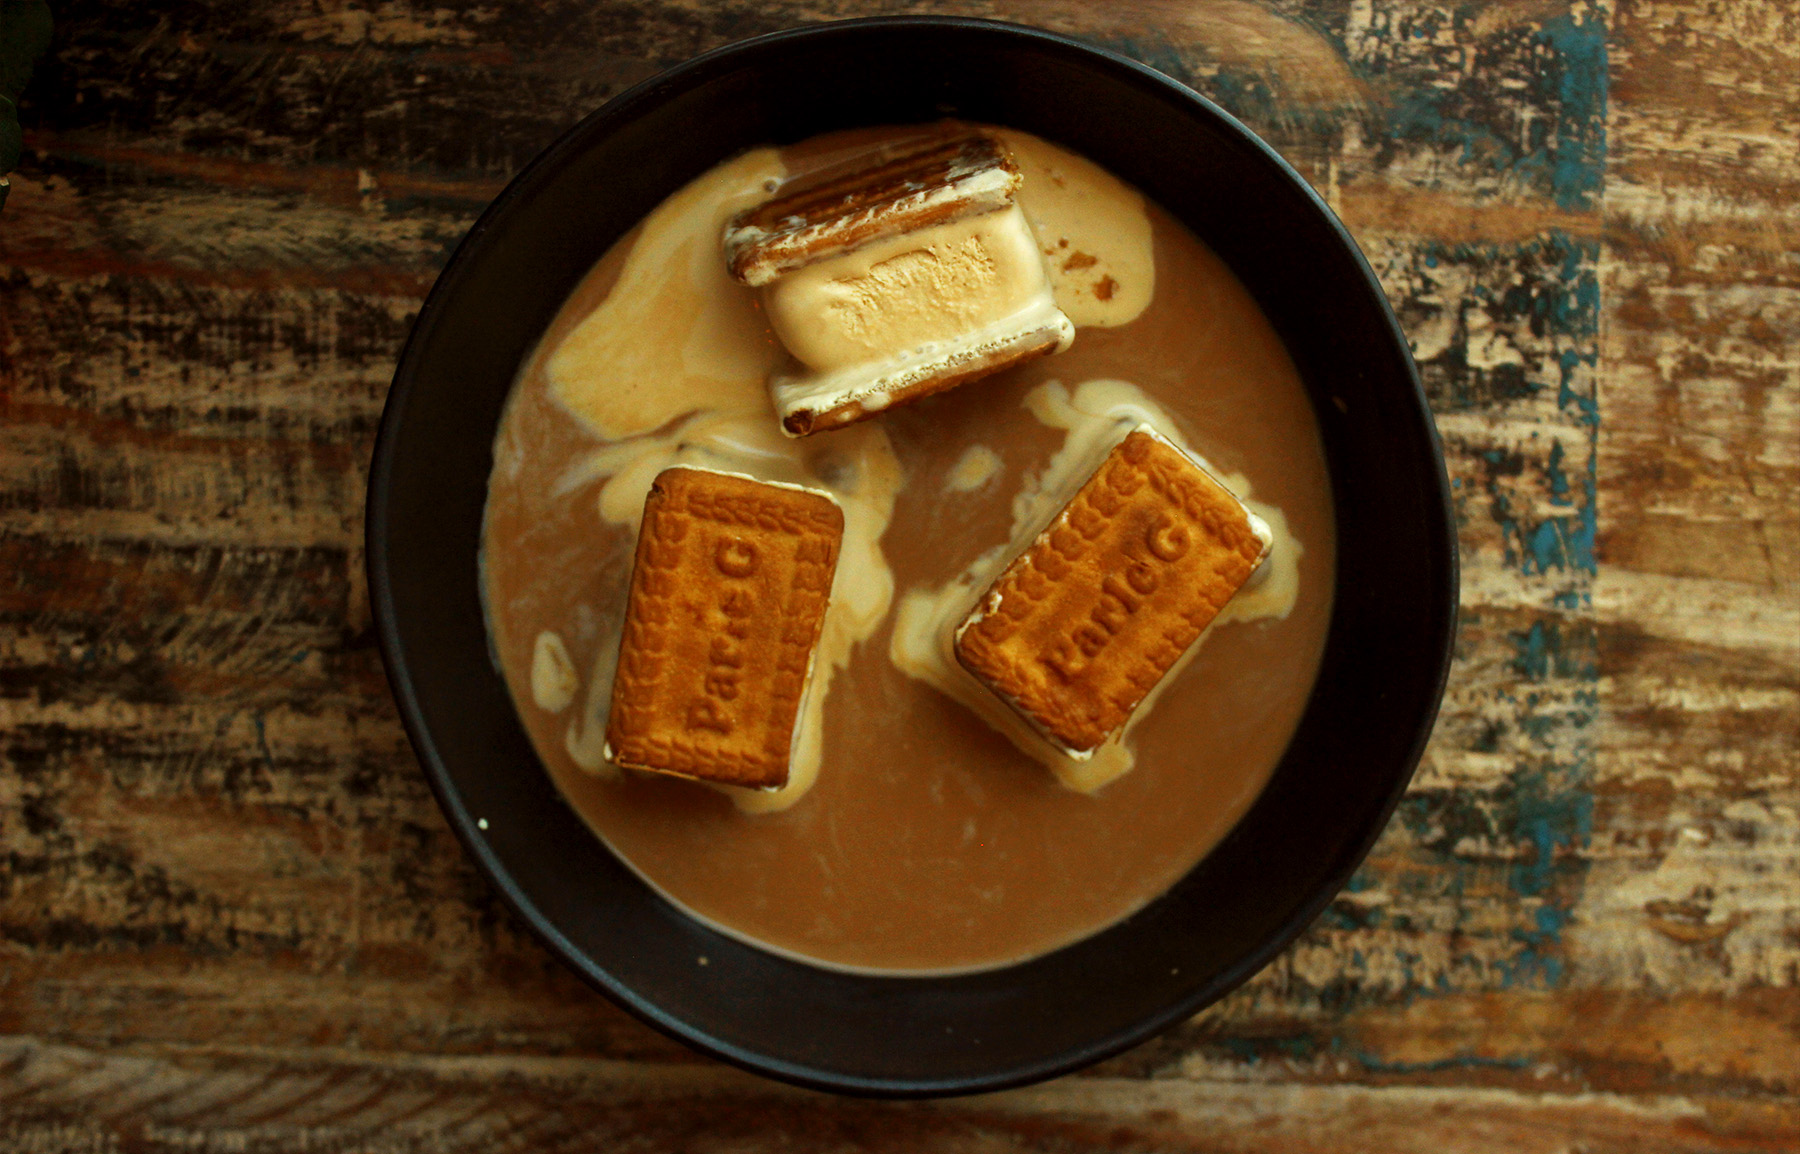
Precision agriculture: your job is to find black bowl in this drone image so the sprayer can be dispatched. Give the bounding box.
[368,17,1455,1097]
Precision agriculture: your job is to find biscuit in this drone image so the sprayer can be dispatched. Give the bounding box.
[954,429,1270,757]
[775,328,1067,437]
[724,129,1021,287]
[605,467,843,789]
[724,127,1074,438]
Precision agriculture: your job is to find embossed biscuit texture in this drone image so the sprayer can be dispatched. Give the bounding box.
[606,468,843,789]
[955,431,1267,755]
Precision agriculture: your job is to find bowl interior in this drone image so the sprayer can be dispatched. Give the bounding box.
[369,17,1455,1097]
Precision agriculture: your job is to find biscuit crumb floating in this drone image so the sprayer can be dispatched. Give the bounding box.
[605,467,844,789]
[954,428,1271,759]
[723,127,1074,436]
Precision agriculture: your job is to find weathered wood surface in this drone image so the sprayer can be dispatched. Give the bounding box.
[1,0,1795,1149]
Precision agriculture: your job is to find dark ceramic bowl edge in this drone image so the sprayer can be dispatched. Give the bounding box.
[367,15,1459,1098]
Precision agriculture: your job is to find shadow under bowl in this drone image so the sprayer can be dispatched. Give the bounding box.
[367,16,1457,1098]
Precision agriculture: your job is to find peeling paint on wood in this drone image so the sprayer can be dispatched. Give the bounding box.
[1,0,1795,1148]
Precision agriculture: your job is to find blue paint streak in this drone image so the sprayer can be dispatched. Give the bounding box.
[1355,7,1610,209]
[1511,620,1553,680]
[1347,1046,1534,1076]
[1527,519,1567,574]
[1540,10,1610,211]
[1504,899,1574,986]
[1510,620,1599,682]
[1544,440,1572,505]
[1203,5,1613,1013]
[1509,754,1596,897]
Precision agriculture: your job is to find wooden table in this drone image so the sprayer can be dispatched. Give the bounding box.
[2,1,1795,1149]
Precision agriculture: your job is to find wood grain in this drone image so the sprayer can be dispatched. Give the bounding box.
[2,0,1795,1149]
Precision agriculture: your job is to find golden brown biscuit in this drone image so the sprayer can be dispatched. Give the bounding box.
[955,429,1270,757]
[605,467,843,789]
[724,127,1074,438]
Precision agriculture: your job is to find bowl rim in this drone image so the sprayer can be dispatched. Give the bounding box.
[368,14,1458,1097]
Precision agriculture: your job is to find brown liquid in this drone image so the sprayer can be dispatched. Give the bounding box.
[481,133,1335,973]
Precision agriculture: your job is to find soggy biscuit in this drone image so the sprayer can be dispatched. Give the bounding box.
[725,130,1022,287]
[605,467,843,789]
[724,127,1074,437]
[954,429,1271,757]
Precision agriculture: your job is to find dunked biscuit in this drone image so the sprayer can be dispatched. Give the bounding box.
[605,467,843,789]
[724,130,1022,287]
[723,127,1074,437]
[955,429,1271,758]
